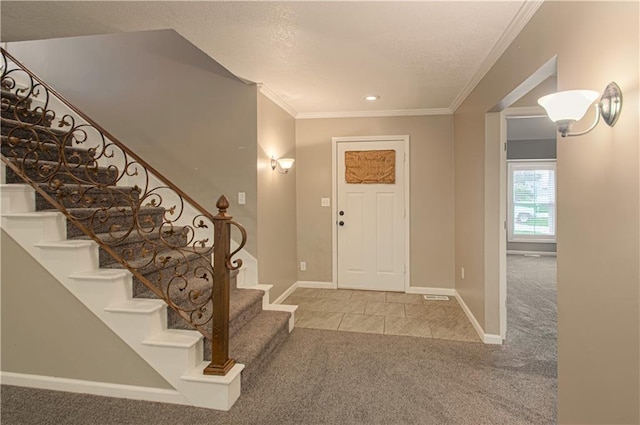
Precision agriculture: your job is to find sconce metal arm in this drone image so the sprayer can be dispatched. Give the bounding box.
[564,104,601,137]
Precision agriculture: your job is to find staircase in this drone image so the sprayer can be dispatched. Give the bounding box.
[0,49,295,410]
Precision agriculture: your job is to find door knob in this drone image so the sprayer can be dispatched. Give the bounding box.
[339,221,345,226]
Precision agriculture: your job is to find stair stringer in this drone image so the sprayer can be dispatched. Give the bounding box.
[0,183,245,410]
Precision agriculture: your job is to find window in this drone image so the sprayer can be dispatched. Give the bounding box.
[507,161,556,242]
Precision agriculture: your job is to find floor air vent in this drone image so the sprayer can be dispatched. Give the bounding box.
[424,295,450,301]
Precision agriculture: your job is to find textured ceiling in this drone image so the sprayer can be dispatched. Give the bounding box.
[1,1,541,117]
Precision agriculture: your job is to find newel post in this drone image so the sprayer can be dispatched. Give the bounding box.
[203,195,236,375]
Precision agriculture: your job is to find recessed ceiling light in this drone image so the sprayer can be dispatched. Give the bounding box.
[365,95,380,101]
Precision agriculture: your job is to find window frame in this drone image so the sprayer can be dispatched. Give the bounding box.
[507,160,557,243]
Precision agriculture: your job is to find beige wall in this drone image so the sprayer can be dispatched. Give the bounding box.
[295,115,454,289]
[7,30,259,254]
[0,231,172,389]
[454,2,639,423]
[256,93,298,299]
[512,76,557,108]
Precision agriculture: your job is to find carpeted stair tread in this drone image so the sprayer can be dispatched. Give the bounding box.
[102,244,212,301]
[1,116,72,144]
[230,310,290,360]
[1,89,33,107]
[228,287,265,332]
[1,104,53,126]
[74,226,189,266]
[228,309,291,385]
[2,135,93,163]
[78,226,190,245]
[40,205,166,238]
[101,245,210,272]
[4,158,119,186]
[166,286,265,339]
[33,182,141,211]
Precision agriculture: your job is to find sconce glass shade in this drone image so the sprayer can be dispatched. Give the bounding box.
[537,90,599,123]
[277,158,295,170]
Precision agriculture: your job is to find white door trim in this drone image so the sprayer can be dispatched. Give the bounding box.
[331,135,410,292]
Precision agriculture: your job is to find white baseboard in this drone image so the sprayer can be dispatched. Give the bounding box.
[454,290,503,345]
[296,281,336,289]
[292,282,454,296]
[272,281,299,305]
[405,286,455,296]
[1,371,188,405]
[482,333,503,344]
[507,250,556,257]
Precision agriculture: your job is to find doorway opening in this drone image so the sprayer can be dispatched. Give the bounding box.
[504,112,558,357]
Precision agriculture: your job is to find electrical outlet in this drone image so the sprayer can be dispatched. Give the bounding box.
[238,192,246,205]
[461,267,465,279]
[300,261,306,271]
[321,198,330,207]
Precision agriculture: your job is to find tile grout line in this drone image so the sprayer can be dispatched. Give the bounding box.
[335,313,346,332]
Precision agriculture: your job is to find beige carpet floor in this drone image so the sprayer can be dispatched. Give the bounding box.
[1,255,557,424]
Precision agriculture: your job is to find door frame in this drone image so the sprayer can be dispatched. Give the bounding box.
[331,135,411,292]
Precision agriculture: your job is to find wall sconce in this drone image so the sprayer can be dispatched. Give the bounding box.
[271,156,295,174]
[537,82,622,137]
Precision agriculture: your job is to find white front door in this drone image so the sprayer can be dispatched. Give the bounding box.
[336,139,405,292]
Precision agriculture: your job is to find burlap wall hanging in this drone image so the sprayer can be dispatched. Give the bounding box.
[344,150,396,184]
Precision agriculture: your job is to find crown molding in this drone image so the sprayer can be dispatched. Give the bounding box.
[257,83,452,119]
[448,0,545,113]
[297,108,452,120]
[257,83,298,118]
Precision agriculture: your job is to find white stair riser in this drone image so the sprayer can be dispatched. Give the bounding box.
[67,276,132,309]
[139,340,202,380]
[1,186,35,213]
[106,309,167,344]
[2,213,66,252]
[37,244,99,275]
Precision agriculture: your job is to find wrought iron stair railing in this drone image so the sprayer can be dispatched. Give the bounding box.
[0,48,245,376]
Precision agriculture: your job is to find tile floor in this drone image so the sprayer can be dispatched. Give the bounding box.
[282,288,481,343]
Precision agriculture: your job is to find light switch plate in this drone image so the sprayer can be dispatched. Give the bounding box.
[321,198,330,207]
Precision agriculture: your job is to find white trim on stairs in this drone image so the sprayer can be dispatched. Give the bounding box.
[0,372,189,406]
